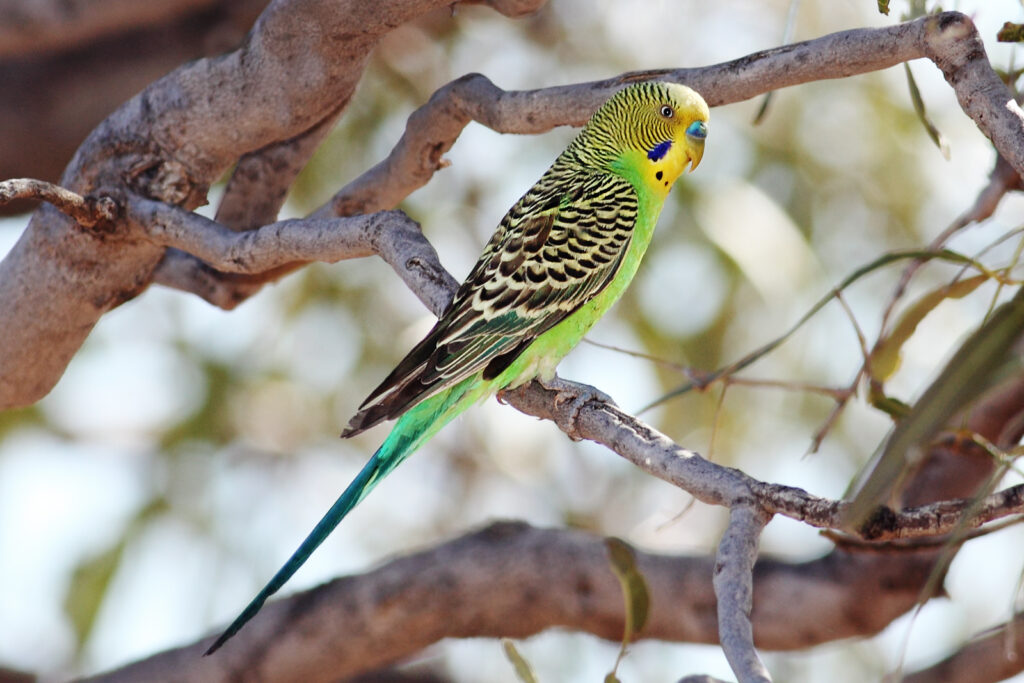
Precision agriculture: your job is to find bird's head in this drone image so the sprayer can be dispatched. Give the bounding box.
[572,81,709,195]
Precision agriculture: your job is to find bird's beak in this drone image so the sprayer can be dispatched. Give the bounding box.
[687,139,705,173]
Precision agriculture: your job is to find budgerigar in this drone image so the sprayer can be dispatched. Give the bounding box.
[206,81,709,654]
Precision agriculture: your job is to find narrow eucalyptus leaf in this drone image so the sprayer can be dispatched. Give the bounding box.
[502,639,539,683]
[846,286,1024,526]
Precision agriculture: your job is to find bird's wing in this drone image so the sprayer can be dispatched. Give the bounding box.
[343,171,638,436]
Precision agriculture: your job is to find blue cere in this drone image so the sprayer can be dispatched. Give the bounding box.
[686,120,708,140]
[647,140,672,161]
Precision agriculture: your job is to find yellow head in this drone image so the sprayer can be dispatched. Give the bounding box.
[569,81,709,196]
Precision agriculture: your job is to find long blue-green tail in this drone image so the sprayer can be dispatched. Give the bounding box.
[204,380,482,655]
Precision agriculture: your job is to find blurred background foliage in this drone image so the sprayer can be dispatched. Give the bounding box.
[3,0,1024,681]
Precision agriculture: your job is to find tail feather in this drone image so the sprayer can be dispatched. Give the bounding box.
[205,378,483,655]
[204,449,385,655]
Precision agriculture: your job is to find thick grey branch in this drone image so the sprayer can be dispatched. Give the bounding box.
[128,197,458,315]
[150,249,267,309]
[215,108,345,231]
[921,14,1024,181]
[0,0,544,410]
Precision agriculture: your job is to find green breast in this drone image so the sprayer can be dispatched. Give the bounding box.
[493,179,666,389]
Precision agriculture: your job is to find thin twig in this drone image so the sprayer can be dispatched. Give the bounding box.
[0,178,118,228]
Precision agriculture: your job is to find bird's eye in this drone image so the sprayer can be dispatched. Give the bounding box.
[686,120,708,140]
[659,105,674,118]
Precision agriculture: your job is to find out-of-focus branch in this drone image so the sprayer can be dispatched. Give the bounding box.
[903,613,1024,683]
[79,522,941,683]
[0,0,221,57]
[0,0,268,188]
[0,664,34,683]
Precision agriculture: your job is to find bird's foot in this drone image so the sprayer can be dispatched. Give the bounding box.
[537,375,616,441]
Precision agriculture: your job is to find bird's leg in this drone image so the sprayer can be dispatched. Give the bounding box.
[536,375,616,441]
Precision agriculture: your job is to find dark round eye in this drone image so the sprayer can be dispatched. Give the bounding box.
[659,105,674,118]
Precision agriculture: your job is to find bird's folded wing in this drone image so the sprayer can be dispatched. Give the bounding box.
[343,172,638,436]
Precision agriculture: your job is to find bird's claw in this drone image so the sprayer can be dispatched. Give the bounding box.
[537,376,615,440]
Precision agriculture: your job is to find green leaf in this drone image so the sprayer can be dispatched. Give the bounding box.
[870,274,988,382]
[158,358,235,450]
[605,537,650,680]
[845,286,1024,526]
[868,388,912,418]
[878,0,890,15]
[905,63,950,160]
[502,639,539,683]
[0,404,44,441]
[63,540,126,651]
[998,22,1024,43]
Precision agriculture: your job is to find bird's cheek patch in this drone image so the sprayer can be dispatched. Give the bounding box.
[647,140,672,162]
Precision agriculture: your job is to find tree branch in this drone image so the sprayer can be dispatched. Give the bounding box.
[149,249,267,309]
[903,613,1024,683]
[0,0,225,58]
[126,196,457,315]
[319,12,1016,219]
[78,522,944,683]
[0,178,118,228]
[714,506,772,683]
[215,106,345,232]
[4,5,1024,680]
[0,0,544,410]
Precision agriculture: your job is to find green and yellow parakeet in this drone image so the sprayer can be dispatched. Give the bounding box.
[206,81,709,654]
